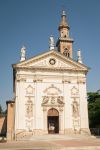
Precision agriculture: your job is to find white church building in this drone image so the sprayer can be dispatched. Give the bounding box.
[7,11,90,140]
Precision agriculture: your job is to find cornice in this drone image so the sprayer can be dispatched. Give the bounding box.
[15,66,88,73]
[56,37,74,47]
[58,37,74,42]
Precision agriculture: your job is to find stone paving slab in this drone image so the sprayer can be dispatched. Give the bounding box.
[0,135,100,150]
[0,147,100,150]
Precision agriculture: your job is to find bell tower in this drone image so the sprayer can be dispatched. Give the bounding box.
[56,11,74,58]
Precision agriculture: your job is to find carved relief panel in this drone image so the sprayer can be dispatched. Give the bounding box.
[72,100,79,118]
[43,84,62,95]
[42,96,64,106]
[73,119,80,133]
[26,119,33,130]
[25,97,33,118]
[71,86,79,97]
[26,85,34,95]
[71,86,80,132]
[71,86,80,118]
[42,84,64,108]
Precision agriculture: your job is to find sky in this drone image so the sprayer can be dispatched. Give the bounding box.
[0,0,100,109]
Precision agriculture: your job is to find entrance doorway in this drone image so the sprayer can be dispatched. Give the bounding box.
[47,108,59,134]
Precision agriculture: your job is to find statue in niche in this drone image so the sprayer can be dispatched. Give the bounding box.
[72,101,79,118]
[26,99,33,118]
[42,96,49,104]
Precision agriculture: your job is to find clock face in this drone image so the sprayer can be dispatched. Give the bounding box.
[49,58,56,65]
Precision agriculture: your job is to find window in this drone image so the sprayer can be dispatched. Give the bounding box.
[63,48,70,57]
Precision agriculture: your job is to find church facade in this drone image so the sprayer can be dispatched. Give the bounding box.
[7,11,90,140]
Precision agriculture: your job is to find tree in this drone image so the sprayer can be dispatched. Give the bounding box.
[88,92,100,102]
[0,105,7,116]
[88,91,100,127]
[0,104,3,114]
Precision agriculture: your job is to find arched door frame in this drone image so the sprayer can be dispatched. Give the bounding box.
[47,108,59,134]
[43,106,64,134]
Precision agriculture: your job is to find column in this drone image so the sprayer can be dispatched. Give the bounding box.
[59,108,64,134]
[43,107,48,134]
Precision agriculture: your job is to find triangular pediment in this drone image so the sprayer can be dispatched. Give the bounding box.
[13,50,89,72]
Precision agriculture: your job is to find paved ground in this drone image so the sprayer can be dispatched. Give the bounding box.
[0,135,100,150]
